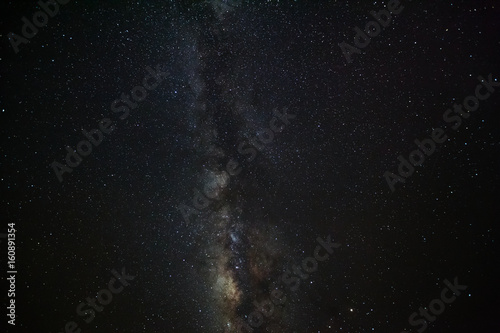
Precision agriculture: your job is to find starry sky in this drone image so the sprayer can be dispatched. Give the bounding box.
[1,0,499,332]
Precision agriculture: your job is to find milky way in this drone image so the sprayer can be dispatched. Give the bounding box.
[173,3,295,329]
[2,0,499,332]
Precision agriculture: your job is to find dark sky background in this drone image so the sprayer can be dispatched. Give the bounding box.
[1,1,499,332]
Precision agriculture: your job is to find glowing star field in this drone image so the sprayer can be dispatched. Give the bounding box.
[1,1,499,332]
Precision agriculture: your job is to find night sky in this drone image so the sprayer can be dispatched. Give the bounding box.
[1,1,499,332]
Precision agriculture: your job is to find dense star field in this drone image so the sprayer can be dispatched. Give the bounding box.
[1,0,499,332]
